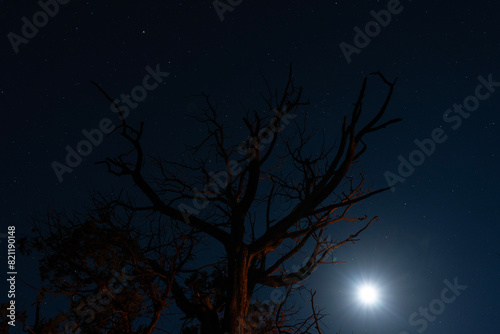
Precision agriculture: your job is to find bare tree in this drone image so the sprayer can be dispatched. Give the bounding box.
[18,194,198,334]
[20,66,400,333]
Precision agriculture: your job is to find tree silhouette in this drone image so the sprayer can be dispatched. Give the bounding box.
[19,66,400,333]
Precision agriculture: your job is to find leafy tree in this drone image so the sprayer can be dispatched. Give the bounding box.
[19,66,400,333]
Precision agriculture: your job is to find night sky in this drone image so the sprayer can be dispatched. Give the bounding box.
[1,0,500,333]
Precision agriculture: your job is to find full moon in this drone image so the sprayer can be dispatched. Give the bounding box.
[358,285,378,304]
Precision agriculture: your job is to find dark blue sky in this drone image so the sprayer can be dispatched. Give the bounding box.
[1,0,500,333]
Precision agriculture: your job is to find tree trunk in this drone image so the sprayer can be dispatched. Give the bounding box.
[222,246,251,333]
